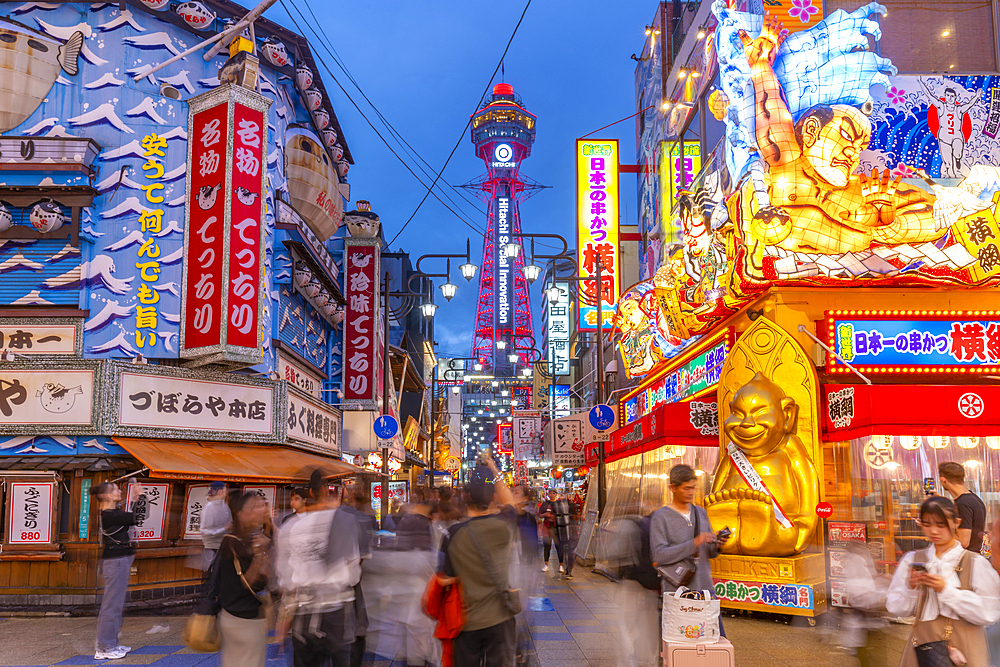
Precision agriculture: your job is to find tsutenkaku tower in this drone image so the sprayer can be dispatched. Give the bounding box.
[467,83,539,371]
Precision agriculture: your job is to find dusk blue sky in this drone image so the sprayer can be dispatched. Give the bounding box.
[268,1,656,358]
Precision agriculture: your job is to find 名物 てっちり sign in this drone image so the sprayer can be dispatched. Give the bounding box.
[576,139,619,330]
[7,482,54,544]
[0,368,95,431]
[621,332,731,425]
[714,579,815,611]
[286,387,341,456]
[115,369,277,439]
[183,484,211,539]
[827,311,1000,372]
[126,483,170,542]
[180,85,271,366]
[278,352,323,399]
[342,239,380,408]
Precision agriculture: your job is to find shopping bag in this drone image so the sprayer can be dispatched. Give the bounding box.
[661,587,721,644]
[182,611,220,652]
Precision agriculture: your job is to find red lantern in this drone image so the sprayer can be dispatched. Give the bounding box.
[551,469,563,480]
[577,466,590,477]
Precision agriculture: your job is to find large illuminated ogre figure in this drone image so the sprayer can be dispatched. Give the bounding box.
[741,15,943,254]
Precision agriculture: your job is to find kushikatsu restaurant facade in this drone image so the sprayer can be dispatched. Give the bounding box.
[0,1,358,604]
[604,0,1000,618]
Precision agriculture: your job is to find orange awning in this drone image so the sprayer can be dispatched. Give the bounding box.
[113,438,363,483]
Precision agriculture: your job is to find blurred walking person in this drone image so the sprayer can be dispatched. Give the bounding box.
[394,488,440,667]
[441,454,518,667]
[538,489,558,573]
[216,492,273,667]
[338,487,376,667]
[837,540,889,667]
[92,481,143,660]
[280,487,308,526]
[202,482,232,571]
[887,496,1000,667]
[280,469,362,667]
[512,484,540,665]
[613,502,661,667]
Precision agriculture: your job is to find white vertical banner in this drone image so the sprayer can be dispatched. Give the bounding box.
[7,482,54,544]
[513,410,542,461]
[242,485,276,517]
[183,484,211,539]
[126,483,170,541]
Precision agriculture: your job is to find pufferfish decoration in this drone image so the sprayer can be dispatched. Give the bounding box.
[29,201,66,233]
[260,36,291,67]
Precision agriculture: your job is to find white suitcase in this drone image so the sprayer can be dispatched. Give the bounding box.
[663,637,736,666]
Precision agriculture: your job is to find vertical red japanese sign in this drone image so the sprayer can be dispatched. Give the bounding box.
[181,85,270,364]
[343,240,380,405]
[183,102,228,349]
[227,103,265,349]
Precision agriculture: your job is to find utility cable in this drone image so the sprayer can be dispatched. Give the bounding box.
[388,0,533,246]
[277,0,486,239]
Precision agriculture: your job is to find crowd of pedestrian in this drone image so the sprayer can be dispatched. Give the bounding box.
[90,457,586,667]
[92,454,1000,667]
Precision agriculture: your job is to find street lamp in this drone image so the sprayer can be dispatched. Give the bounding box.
[523,263,542,283]
[440,281,458,301]
[503,241,521,259]
[546,284,563,305]
[420,302,437,318]
[496,339,507,350]
[507,352,519,364]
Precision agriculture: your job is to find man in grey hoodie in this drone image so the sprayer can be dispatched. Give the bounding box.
[200,481,231,571]
[651,464,727,634]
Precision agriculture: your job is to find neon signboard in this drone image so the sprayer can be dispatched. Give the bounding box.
[576,139,620,330]
[547,282,571,375]
[621,332,730,425]
[827,310,1000,372]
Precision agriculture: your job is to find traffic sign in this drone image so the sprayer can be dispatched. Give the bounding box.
[373,415,399,439]
[588,404,615,430]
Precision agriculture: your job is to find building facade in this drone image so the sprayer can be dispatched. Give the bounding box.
[0,1,358,605]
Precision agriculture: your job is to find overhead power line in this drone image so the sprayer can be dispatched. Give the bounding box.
[277,0,487,239]
[388,0,533,246]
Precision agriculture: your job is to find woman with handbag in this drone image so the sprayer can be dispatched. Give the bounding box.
[887,496,1000,667]
[216,491,274,667]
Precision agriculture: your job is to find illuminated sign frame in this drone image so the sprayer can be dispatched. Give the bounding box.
[576,138,620,330]
[825,309,1000,374]
[619,328,734,426]
[497,421,513,454]
[547,282,571,375]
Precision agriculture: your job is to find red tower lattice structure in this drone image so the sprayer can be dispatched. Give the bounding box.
[465,83,541,372]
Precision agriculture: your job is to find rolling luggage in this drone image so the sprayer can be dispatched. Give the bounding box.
[663,637,735,666]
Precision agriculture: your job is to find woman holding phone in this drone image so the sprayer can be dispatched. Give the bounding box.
[887,496,1000,667]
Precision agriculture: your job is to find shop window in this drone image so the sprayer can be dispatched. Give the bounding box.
[825,0,998,73]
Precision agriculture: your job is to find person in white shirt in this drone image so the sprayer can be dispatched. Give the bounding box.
[887,496,1000,667]
[277,469,361,667]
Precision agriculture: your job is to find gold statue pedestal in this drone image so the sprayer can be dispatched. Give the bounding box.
[710,553,827,617]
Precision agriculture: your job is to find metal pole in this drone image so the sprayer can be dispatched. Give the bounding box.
[428,373,436,488]
[381,272,390,523]
[596,261,606,516]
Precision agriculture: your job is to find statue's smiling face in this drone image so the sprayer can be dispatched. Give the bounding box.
[799,105,871,188]
[724,374,796,455]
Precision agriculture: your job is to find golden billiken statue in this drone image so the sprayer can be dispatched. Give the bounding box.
[705,374,819,556]
[742,15,944,254]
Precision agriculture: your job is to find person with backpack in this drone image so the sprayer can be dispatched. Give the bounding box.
[616,503,661,667]
[440,454,518,667]
[651,465,728,635]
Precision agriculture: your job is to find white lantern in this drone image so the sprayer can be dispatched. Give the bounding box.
[294,260,312,287]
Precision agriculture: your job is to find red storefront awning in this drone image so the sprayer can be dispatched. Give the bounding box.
[822,384,1000,440]
[595,398,719,465]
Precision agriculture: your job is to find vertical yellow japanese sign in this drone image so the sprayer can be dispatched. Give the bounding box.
[576,138,620,330]
[953,192,1000,282]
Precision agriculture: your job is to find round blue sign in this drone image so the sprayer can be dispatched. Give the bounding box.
[589,404,615,431]
[373,415,399,439]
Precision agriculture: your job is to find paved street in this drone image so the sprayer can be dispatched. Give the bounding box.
[0,567,909,667]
